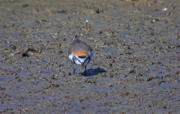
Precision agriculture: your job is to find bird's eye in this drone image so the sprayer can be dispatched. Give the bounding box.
[78,55,87,58]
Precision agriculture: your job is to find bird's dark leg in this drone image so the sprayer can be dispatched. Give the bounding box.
[72,57,77,75]
[73,64,76,75]
[84,65,87,75]
[71,62,76,75]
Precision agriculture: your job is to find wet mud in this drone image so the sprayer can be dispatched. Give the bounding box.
[0,0,179,114]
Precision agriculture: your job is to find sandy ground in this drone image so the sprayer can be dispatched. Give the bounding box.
[0,0,180,114]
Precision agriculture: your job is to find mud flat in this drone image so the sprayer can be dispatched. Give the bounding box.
[0,0,179,114]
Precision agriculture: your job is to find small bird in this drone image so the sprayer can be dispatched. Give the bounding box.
[68,36,93,74]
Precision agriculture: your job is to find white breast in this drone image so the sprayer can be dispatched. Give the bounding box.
[68,52,94,65]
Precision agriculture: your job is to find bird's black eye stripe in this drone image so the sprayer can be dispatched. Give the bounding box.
[73,56,90,65]
[72,56,76,63]
[73,56,83,64]
[83,56,90,65]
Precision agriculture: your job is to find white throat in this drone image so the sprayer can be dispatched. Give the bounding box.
[69,52,93,65]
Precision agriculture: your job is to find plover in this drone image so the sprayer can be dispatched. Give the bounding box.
[68,36,93,74]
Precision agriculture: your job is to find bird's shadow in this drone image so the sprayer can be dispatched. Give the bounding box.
[81,67,106,77]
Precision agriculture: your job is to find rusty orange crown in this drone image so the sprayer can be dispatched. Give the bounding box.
[73,49,88,58]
